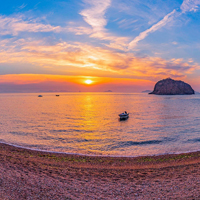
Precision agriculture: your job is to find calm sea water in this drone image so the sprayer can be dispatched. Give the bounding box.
[0,92,200,157]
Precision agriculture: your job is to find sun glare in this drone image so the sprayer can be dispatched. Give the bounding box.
[85,79,93,84]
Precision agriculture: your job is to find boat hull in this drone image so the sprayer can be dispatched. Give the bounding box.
[118,113,129,120]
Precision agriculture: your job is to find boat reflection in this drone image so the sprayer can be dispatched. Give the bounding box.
[119,117,129,121]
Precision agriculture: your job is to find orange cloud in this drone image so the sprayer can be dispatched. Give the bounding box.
[0,38,199,83]
[0,74,152,85]
[0,74,155,92]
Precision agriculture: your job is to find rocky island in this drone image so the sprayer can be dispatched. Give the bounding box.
[149,78,195,95]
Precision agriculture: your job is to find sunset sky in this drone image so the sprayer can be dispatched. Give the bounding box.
[1,0,200,92]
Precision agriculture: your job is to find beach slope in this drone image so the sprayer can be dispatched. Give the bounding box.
[0,143,200,199]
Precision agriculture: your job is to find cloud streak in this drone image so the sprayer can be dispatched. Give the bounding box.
[129,9,176,49]
[129,0,200,50]
[0,15,61,36]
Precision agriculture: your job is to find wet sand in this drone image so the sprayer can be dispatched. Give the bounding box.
[0,143,200,199]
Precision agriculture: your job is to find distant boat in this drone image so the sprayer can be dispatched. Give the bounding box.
[119,112,129,120]
[38,95,43,97]
[55,95,60,96]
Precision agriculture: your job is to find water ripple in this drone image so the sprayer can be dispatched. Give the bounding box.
[186,138,200,143]
[1,93,200,156]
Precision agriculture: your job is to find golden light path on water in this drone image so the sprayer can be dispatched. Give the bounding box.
[0,93,200,157]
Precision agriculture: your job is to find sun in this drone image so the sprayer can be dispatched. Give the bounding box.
[85,79,93,84]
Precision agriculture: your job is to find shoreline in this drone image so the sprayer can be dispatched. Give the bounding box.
[1,142,200,167]
[1,142,200,199]
[1,141,200,159]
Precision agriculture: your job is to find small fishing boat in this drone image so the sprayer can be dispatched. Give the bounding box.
[119,111,129,120]
[38,95,43,97]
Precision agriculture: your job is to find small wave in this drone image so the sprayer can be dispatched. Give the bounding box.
[186,138,200,143]
[41,136,65,141]
[51,129,69,133]
[120,140,162,146]
[106,139,162,150]
[51,129,94,133]
[9,131,34,136]
[40,136,91,144]
[106,137,176,150]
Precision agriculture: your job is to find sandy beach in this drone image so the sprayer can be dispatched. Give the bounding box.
[0,143,200,199]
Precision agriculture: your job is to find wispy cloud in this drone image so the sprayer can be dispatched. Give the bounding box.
[78,0,129,51]
[80,0,111,33]
[128,0,200,50]
[181,0,200,13]
[128,9,177,50]
[18,3,27,10]
[118,19,138,30]
[66,25,93,35]
[0,15,61,36]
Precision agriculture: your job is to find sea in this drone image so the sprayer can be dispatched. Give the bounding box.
[0,92,200,157]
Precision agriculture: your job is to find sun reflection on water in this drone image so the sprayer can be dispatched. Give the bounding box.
[0,93,200,156]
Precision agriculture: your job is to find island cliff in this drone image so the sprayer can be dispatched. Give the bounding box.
[149,78,195,95]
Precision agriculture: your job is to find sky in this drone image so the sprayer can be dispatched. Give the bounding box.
[0,0,200,92]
